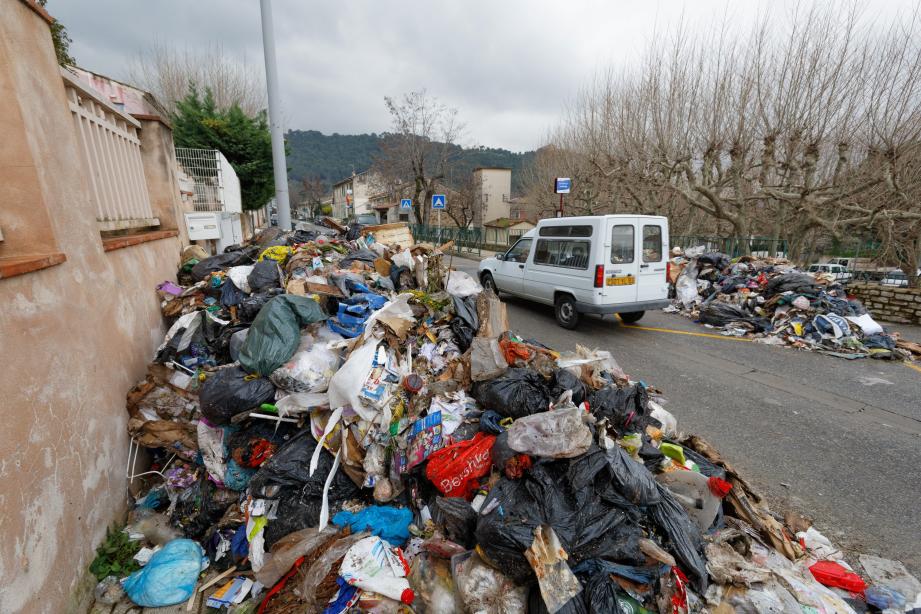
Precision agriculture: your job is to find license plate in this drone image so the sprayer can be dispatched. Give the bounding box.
[607,275,635,286]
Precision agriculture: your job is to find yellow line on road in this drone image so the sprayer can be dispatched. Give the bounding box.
[618,323,754,342]
[904,361,921,375]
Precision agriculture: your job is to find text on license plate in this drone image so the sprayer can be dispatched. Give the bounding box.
[606,276,635,286]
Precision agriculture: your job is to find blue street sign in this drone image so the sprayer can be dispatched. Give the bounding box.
[432,194,446,209]
[400,198,412,209]
[554,177,572,194]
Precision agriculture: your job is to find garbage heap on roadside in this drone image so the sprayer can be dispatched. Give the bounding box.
[92,223,921,613]
[667,247,920,361]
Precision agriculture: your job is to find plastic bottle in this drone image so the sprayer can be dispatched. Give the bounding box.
[656,471,732,531]
[339,536,415,605]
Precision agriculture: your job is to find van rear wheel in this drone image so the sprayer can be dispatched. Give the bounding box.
[619,311,645,324]
[555,295,580,329]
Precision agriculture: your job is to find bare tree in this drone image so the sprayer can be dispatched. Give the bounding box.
[444,171,482,228]
[126,43,266,115]
[298,177,326,218]
[372,91,464,225]
[541,4,921,281]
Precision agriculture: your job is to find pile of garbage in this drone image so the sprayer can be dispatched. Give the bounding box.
[90,224,921,613]
[667,247,920,361]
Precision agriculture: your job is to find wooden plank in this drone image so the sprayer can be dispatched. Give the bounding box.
[322,217,346,233]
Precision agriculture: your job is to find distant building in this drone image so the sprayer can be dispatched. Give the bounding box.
[332,170,381,219]
[483,216,536,246]
[473,167,512,227]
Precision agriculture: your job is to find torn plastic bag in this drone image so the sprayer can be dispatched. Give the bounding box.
[228,328,248,362]
[469,337,509,382]
[698,252,730,270]
[550,369,587,406]
[507,406,594,459]
[526,525,583,614]
[238,290,279,323]
[191,251,251,282]
[452,550,528,613]
[238,295,327,375]
[446,270,483,297]
[154,310,226,365]
[476,457,645,584]
[471,368,551,419]
[253,526,339,588]
[451,295,479,352]
[122,539,206,607]
[363,294,416,339]
[409,552,463,614]
[298,532,370,611]
[170,474,239,539]
[197,418,226,482]
[589,384,656,432]
[199,366,276,425]
[330,271,367,296]
[246,259,281,293]
[247,430,365,547]
[270,329,341,393]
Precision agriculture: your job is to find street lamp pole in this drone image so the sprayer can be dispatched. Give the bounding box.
[259,0,291,230]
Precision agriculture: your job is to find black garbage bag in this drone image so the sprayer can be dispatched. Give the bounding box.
[247,430,365,547]
[589,384,657,433]
[171,476,239,540]
[471,368,551,419]
[220,279,247,308]
[475,457,645,584]
[154,310,225,366]
[226,419,300,470]
[211,323,249,364]
[238,290,284,323]
[191,252,251,282]
[346,224,363,241]
[763,272,820,297]
[648,483,708,592]
[697,252,730,271]
[389,265,411,290]
[199,367,276,425]
[550,368,587,405]
[432,496,477,548]
[289,229,318,244]
[247,259,281,293]
[238,295,327,375]
[451,295,478,352]
[339,248,377,266]
[698,303,771,332]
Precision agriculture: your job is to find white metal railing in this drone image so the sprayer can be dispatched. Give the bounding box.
[63,69,158,232]
[174,147,242,214]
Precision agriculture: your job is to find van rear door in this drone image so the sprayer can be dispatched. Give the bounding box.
[602,220,639,303]
[637,220,668,303]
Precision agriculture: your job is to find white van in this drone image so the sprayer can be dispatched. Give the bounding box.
[478,215,670,328]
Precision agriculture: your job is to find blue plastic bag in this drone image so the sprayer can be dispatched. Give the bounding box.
[333,506,412,546]
[122,538,205,607]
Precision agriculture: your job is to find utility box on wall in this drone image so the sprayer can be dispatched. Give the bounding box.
[185,212,221,240]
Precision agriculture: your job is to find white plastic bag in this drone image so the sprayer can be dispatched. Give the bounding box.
[327,339,381,421]
[845,313,884,335]
[339,536,415,605]
[445,271,482,297]
[676,262,700,307]
[227,265,255,294]
[391,249,414,272]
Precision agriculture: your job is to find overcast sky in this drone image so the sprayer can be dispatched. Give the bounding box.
[53,0,910,152]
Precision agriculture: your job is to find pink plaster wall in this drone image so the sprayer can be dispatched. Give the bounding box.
[0,2,183,611]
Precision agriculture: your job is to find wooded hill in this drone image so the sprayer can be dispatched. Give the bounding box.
[286,129,534,194]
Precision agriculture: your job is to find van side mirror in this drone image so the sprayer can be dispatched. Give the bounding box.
[495,253,505,261]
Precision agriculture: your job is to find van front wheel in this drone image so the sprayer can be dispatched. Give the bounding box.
[619,311,645,324]
[554,295,580,329]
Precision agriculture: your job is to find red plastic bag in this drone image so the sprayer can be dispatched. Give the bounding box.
[425,432,496,499]
[809,560,867,593]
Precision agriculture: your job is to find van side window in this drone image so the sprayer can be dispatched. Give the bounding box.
[538,225,593,237]
[642,225,662,262]
[504,238,532,263]
[534,239,590,269]
[611,225,634,264]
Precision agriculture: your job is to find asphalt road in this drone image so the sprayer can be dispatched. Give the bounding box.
[452,256,921,575]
